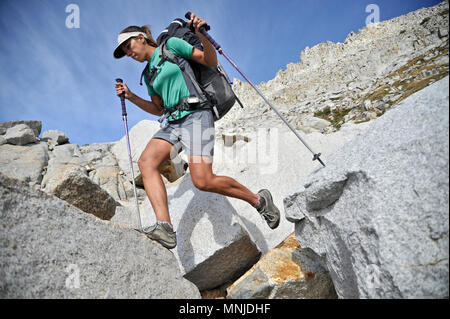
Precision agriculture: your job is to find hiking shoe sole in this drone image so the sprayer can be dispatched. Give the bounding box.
[257,189,280,229]
[142,222,177,249]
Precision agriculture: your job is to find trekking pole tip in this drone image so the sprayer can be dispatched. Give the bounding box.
[313,153,326,167]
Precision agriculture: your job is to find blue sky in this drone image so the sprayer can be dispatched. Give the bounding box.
[0,0,443,146]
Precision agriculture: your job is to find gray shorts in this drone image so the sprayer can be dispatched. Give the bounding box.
[151,109,215,159]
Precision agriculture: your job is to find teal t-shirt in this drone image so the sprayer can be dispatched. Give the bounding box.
[144,37,198,121]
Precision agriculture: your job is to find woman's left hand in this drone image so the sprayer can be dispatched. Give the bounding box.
[188,13,207,34]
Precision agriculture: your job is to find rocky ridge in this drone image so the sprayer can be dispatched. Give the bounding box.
[217,1,449,135]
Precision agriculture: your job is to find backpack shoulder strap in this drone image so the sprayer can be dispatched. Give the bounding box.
[163,41,208,99]
[139,42,168,86]
[159,40,201,92]
[139,62,150,86]
[159,40,180,67]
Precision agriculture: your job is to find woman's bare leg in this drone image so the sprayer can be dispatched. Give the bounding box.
[138,138,174,224]
[188,155,259,207]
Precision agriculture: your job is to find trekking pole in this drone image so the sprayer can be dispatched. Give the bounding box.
[115,78,143,232]
[185,12,325,167]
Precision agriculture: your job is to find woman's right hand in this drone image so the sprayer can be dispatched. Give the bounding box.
[115,82,133,99]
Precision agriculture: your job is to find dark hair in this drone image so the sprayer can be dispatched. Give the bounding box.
[120,25,158,47]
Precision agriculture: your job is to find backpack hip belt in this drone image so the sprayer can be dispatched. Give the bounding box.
[158,96,211,128]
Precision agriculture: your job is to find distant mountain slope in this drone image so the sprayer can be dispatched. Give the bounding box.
[218,1,449,135]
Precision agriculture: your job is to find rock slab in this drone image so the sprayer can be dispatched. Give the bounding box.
[0,173,201,299]
[285,77,449,298]
[0,142,49,186]
[227,233,337,299]
[41,144,118,220]
[112,174,261,291]
[4,124,37,145]
[0,120,42,137]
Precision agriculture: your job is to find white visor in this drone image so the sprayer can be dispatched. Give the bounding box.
[113,31,148,59]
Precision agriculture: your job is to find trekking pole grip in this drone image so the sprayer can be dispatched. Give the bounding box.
[185,12,221,51]
[115,78,127,117]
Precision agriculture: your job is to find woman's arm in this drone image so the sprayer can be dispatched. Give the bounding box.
[188,13,218,67]
[115,82,163,116]
[129,93,163,116]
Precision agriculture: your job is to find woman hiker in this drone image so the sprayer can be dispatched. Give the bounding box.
[114,13,280,249]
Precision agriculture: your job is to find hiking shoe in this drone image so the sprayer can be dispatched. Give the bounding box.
[142,221,177,249]
[256,189,280,229]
